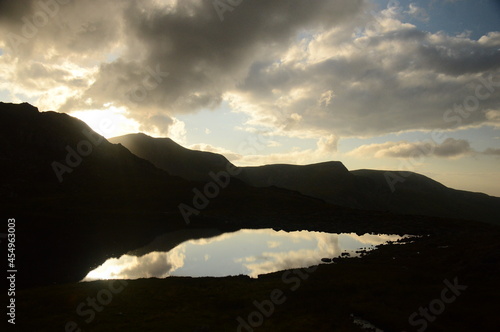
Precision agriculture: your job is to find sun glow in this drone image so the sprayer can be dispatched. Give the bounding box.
[69,107,141,138]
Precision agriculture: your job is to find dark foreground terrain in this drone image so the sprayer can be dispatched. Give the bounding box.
[15,217,500,332]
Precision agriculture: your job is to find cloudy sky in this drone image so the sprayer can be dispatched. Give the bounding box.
[0,0,499,196]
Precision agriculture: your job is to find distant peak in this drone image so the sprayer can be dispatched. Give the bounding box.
[119,133,173,141]
[306,161,349,173]
[109,133,181,147]
[312,161,346,167]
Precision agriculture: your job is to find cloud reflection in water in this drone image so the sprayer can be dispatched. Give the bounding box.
[83,229,405,281]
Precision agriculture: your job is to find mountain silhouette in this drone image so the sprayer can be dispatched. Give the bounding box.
[110,133,500,224]
[0,102,199,288]
[0,102,191,202]
[109,133,231,182]
[1,102,341,288]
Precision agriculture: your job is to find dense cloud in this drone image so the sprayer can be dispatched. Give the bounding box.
[233,28,500,138]
[0,0,365,134]
[483,148,500,156]
[347,137,491,159]
[1,0,499,140]
[0,0,124,57]
[76,0,364,125]
[0,0,35,23]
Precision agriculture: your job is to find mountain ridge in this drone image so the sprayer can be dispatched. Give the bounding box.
[109,133,232,182]
[110,132,500,224]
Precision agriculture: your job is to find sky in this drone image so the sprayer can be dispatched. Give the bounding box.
[0,0,499,196]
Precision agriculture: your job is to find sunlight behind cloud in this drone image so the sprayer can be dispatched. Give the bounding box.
[70,107,141,138]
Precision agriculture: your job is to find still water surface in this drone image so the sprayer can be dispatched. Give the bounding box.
[83,229,405,281]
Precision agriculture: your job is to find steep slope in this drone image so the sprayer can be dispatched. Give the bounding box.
[110,132,500,224]
[0,102,192,207]
[0,102,196,288]
[109,133,233,182]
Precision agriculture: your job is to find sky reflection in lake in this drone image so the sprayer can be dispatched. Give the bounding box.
[83,229,405,281]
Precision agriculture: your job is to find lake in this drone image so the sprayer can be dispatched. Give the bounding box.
[83,228,406,281]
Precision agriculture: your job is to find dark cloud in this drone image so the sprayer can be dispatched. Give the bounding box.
[63,0,365,117]
[1,0,124,57]
[352,138,500,160]
[433,138,473,157]
[0,0,35,23]
[417,37,500,76]
[483,148,500,156]
[349,138,474,159]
